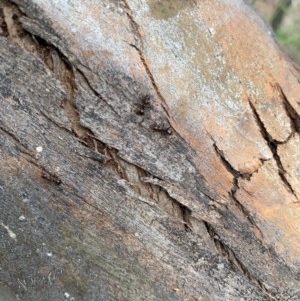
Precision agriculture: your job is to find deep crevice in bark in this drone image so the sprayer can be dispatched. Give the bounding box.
[177,203,193,231]
[212,142,263,237]
[212,142,241,180]
[249,100,297,197]
[278,85,300,134]
[203,221,278,301]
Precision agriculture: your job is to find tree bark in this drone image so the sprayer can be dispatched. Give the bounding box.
[0,0,299,300]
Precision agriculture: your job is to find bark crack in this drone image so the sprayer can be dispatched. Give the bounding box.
[144,178,193,232]
[122,0,171,119]
[36,108,73,135]
[212,142,264,238]
[203,221,279,301]
[278,85,300,134]
[249,100,297,197]
[75,67,121,118]
[0,125,32,156]
[142,176,222,227]
[1,122,65,186]
[19,151,63,186]
[0,1,55,69]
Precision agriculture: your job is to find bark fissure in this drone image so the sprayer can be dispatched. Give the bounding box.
[36,108,73,135]
[122,0,171,119]
[0,0,56,71]
[203,221,278,301]
[278,85,300,134]
[249,100,297,197]
[212,142,240,180]
[2,0,121,123]
[75,67,121,118]
[35,42,116,166]
[53,57,120,166]
[19,146,109,214]
[18,151,63,187]
[176,202,193,231]
[111,162,193,231]
[143,177,200,230]
[1,0,28,44]
[0,125,32,155]
[212,142,264,238]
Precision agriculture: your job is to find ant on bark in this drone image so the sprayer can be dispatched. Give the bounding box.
[150,122,173,135]
[136,95,151,115]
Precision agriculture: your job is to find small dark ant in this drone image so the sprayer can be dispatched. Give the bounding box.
[136,95,151,115]
[150,122,173,135]
[41,170,62,185]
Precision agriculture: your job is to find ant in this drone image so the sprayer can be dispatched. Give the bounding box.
[136,94,151,115]
[41,170,62,185]
[150,122,173,135]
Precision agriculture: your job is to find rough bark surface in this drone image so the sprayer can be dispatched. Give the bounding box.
[0,0,299,300]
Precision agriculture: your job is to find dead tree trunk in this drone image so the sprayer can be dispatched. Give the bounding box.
[0,0,299,300]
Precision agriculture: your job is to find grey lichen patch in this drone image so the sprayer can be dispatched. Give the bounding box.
[149,0,196,20]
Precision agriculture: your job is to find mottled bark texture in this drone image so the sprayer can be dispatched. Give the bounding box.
[0,0,299,300]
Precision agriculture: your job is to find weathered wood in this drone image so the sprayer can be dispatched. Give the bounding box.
[0,0,299,300]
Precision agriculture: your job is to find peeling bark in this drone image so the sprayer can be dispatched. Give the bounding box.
[0,0,299,300]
